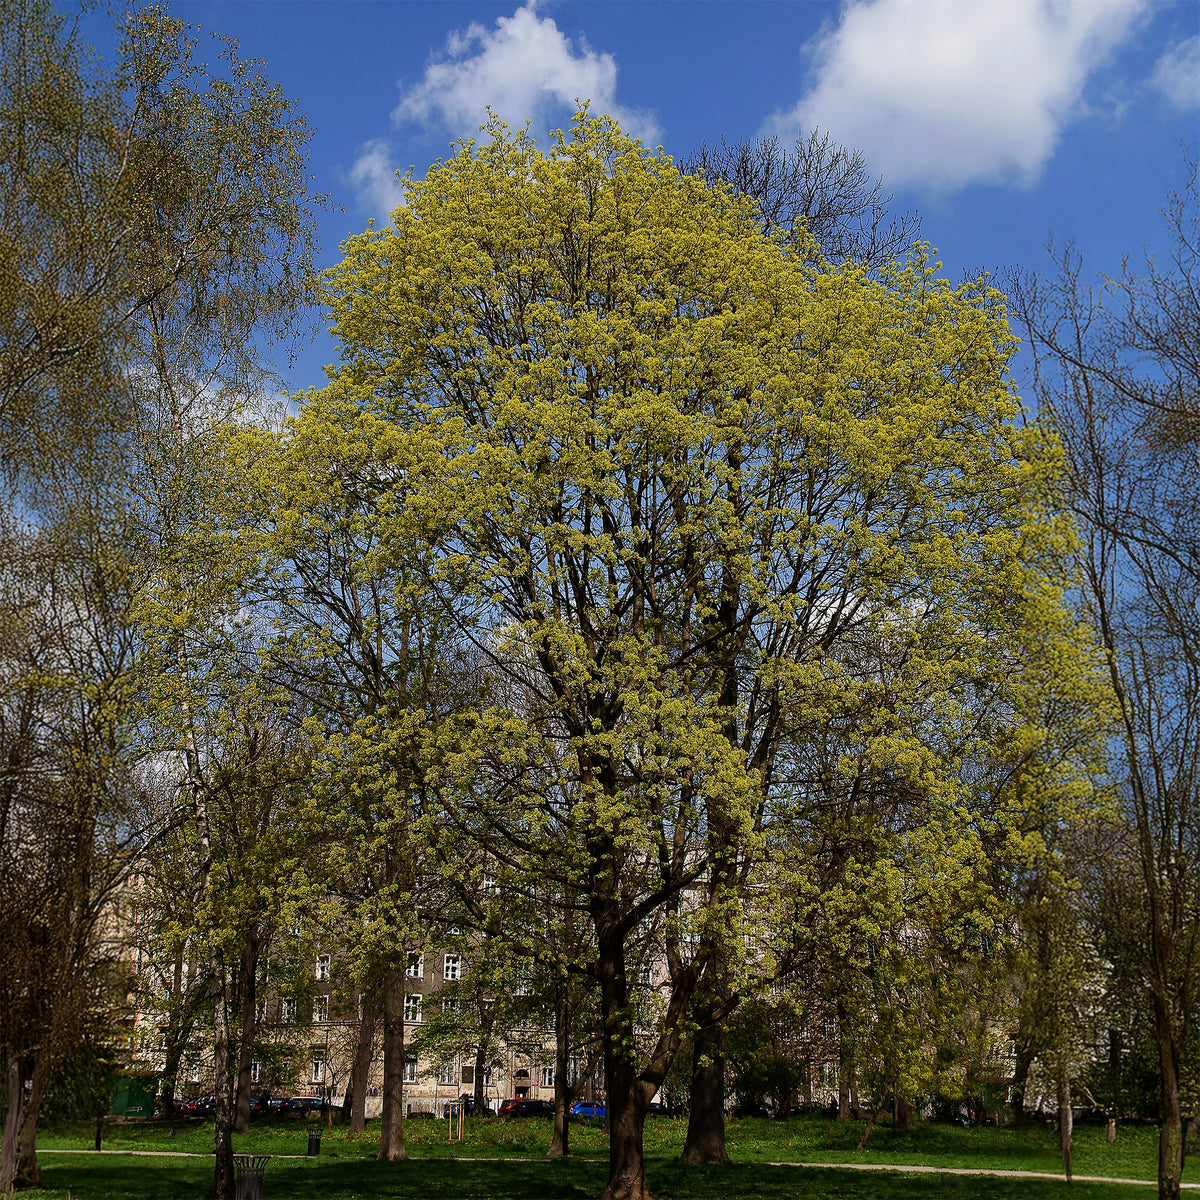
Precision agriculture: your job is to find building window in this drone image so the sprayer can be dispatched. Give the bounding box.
[405,952,423,979]
[189,1057,200,1083]
[251,1061,261,1084]
[438,1061,457,1086]
[315,954,330,981]
[313,995,329,1023]
[403,1055,418,1084]
[443,954,461,981]
[255,998,267,1023]
[540,1065,554,1088]
[442,996,460,1014]
[311,1051,325,1084]
[637,964,652,987]
[403,993,422,1023]
[281,997,296,1024]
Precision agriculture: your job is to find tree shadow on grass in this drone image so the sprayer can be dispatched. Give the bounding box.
[39,1155,1152,1200]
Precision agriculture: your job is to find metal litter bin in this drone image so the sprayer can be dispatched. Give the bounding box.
[307,1128,322,1156]
[233,1154,269,1200]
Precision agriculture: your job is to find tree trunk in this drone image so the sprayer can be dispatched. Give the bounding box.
[1056,1057,1072,1184]
[837,1003,853,1121]
[349,995,376,1134]
[211,952,236,1200]
[548,995,571,1159]
[894,1087,913,1132]
[2,1053,47,1191]
[377,969,407,1161]
[14,1062,46,1188]
[1155,1022,1184,1200]
[472,1003,494,1114]
[233,927,260,1134]
[596,934,654,1200]
[1011,1038,1035,1124]
[681,1021,728,1165]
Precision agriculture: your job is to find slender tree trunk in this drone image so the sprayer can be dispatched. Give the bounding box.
[548,993,571,1159]
[1056,1057,1072,1184]
[349,995,376,1134]
[472,1010,493,1114]
[377,969,407,1162]
[211,952,236,1200]
[233,927,260,1133]
[1155,1020,1184,1200]
[837,1001,853,1121]
[681,1020,728,1165]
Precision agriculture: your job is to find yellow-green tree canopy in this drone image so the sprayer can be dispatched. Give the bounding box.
[265,113,1103,1200]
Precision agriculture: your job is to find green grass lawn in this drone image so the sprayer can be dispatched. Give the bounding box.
[26,1113,1198,1200]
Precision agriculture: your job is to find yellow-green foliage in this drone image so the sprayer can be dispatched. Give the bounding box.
[253,113,1109,1090]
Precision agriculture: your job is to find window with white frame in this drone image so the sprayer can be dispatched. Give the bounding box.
[540,1065,554,1088]
[441,996,460,1014]
[403,993,422,1023]
[189,1056,200,1083]
[311,1050,325,1084]
[281,997,296,1024]
[403,1055,418,1083]
[313,995,329,1023]
[405,951,423,979]
[443,954,461,981]
[637,964,652,987]
[315,954,330,980]
[251,1061,261,1084]
[438,1061,457,1086]
[255,998,267,1023]
[566,1058,579,1086]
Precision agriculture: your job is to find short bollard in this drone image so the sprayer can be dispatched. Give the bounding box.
[307,1129,322,1157]
[233,1153,269,1200]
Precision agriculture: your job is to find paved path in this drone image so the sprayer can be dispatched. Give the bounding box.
[36,1148,1200,1189]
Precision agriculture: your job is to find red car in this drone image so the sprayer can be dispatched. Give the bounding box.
[498,1098,553,1118]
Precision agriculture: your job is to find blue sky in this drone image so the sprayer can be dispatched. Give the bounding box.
[162,0,1197,395]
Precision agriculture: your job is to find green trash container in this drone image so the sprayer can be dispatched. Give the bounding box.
[234,1154,269,1200]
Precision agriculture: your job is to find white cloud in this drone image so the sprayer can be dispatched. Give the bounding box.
[1151,34,1200,110]
[348,137,407,218]
[392,3,660,143]
[770,0,1149,193]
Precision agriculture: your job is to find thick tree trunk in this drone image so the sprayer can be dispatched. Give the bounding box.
[211,953,236,1200]
[377,969,407,1161]
[349,995,376,1134]
[2,1056,23,1193]
[680,1021,728,1165]
[596,935,655,1200]
[233,927,260,1133]
[893,1086,913,1132]
[14,1068,44,1189]
[2,1053,47,1190]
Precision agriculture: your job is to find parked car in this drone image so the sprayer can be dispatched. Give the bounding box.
[569,1100,606,1119]
[731,1101,774,1119]
[499,1098,553,1118]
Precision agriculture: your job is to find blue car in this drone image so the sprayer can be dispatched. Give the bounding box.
[569,1100,606,1119]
